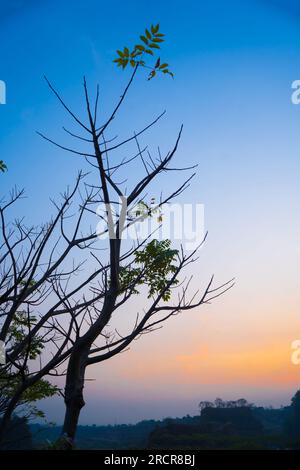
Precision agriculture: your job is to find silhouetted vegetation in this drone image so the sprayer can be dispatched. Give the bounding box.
[283,390,300,437]
[24,389,300,450]
[0,416,33,449]
[148,393,300,450]
[31,420,159,450]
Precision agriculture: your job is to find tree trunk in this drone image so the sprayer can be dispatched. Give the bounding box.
[59,297,117,449]
[59,349,88,449]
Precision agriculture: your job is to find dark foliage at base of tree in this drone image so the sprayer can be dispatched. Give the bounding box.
[0,416,33,449]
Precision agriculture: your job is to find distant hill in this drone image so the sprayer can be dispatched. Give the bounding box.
[200,406,263,434]
[31,420,159,449]
[148,406,300,450]
[30,406,295,450]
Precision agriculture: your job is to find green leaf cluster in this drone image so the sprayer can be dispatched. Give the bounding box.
[1,374,59,403]
[1,289,58,421]
[120,239,179,301]
[0,371,59,420]
[8,311,44,360]
[113,24,174,80]
[0,160,7,173]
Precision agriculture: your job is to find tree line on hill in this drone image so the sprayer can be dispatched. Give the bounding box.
[2,389,300,450]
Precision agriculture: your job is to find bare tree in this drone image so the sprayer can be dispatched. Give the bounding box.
[34,63,234,448]
[0,174,114,441]
[0,25,233,448]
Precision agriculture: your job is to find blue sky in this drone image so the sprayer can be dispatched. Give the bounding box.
[1,0,300,424]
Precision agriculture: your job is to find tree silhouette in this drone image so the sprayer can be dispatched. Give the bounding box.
[0,25,233,448]
[285,389,300,437]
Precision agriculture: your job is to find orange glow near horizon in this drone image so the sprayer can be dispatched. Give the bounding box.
[99,300,300,402]
[176,343,300,387]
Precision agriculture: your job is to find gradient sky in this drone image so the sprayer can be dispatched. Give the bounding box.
[1,0,300,424]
